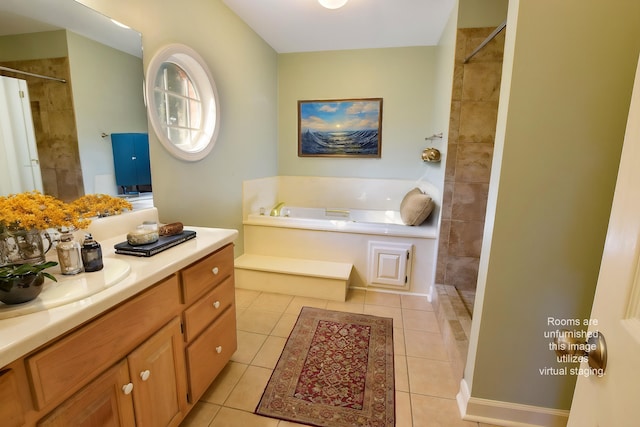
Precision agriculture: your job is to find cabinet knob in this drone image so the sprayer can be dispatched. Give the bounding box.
[213,300,221,309]
[212,267,219,275]
[140,370,151,381]
[122,382,134,395]
[215,346,222,354]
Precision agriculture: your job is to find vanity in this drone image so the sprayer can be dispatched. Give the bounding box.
[0,209,238,426]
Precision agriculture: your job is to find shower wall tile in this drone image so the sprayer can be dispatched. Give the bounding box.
[461,63,503,102]
[445,143,457,182]
[2,57,83,202]
[455,143,494,183]
[464,29,506,63]
[444,256,480,291]
[441,182,454,220]
[458,101,499,143]
[448,101,461,144]
[436,26,504,301]
[41,168,58,197]
[436,220,451,285]
[455,30,468,64]
[452,64,464,101]
[56,169,84,202]
[451,182,489,222]
[448,221,484,258]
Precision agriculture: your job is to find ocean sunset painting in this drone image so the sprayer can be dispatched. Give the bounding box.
[298,98,383,157]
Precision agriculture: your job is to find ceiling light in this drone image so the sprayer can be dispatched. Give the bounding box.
[318,0,348,9]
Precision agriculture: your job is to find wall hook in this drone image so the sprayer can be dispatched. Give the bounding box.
[425,133,443,141]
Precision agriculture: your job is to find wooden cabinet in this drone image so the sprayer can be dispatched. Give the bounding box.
[0,369,26,427]
[180,243,237,402]
[185,307,236,401]
[110,133,152,190]
[127,317,187,427]
[28,275,181,410]
[37,360,135,427]
[3,243,236,427]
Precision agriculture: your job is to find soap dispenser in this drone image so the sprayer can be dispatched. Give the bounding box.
[81,233,103,272]
[57,232,83,275]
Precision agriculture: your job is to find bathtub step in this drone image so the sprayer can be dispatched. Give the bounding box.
[234,254,352,302]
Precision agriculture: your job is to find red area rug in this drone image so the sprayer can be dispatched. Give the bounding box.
[256,307,395,427]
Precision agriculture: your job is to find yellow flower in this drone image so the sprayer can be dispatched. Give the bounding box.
[0,192,132,232]
[69,194,133,218]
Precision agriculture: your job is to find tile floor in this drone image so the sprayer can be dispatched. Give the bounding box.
[180,289,499,427]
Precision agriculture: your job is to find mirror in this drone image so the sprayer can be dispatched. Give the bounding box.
[0,0,149,204]
[146,44,221,162]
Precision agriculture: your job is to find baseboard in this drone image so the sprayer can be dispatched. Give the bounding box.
[457,379,569,427]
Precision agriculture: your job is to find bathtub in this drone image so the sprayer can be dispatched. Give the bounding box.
[240,176,440,295]
[246,206,437,239]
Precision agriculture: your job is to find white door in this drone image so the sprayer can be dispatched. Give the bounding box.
[567,58,640,426]
[0,76,43,195]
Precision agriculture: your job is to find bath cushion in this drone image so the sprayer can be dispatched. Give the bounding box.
[400,187,435,226]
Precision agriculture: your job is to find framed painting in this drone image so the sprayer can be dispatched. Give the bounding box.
[298,98,383,158]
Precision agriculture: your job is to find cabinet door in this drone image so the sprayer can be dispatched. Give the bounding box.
[0,369,26,427]
[127,317,187,427]
[133,133,151,186]
[37,360,135,427]
[111,133,137,187]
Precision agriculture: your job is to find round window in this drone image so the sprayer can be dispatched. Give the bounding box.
[145,44,220,161]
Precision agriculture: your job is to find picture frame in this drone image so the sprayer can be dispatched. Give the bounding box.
[298,98,383,158]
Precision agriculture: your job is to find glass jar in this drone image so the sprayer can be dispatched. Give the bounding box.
[56,232,83,275]
[81,233,103,272]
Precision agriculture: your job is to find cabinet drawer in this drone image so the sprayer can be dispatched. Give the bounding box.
[183,275,235,342]
[185,307,237,402]
[27,275,181,410]
[181,243,233,304]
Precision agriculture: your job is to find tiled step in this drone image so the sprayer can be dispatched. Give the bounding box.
[234,254,352,302]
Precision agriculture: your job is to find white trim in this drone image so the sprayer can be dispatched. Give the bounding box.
[145,43,220,162]
[457,379,569,427]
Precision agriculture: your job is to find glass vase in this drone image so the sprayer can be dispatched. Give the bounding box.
[0,228,52,266]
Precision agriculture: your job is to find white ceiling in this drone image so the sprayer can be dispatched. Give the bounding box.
[222,0,457,53]
[0,0,456,58]
[0,0,142,58]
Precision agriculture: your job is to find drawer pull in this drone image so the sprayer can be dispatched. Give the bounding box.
[140,370,151,381]
[215,346,222,354]
[122,382,134,395]
[212,267,219,275]
[213,300,221,309]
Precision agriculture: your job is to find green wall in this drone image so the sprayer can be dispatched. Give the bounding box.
[0,30,68,60]
[465,0,640,412]
[277,46,444,183]
[82,0,279,256]
[66,31,147,195]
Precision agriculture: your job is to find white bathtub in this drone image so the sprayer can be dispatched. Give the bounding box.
[241,176,440,295]
[246,206,437,239]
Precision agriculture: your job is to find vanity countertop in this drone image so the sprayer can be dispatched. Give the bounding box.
[0,224,238,368]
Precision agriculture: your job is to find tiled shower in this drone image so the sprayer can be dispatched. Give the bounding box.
[0,57,84,202]
[436,27,505,315]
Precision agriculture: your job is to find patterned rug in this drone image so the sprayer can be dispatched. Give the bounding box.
[256,307,395,427]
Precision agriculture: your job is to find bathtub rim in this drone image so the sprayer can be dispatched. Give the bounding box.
[244,213,438,239]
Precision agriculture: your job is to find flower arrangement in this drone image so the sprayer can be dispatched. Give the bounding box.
[0,191,91,232]
[0,191,133,232]
[69,194,133,219]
